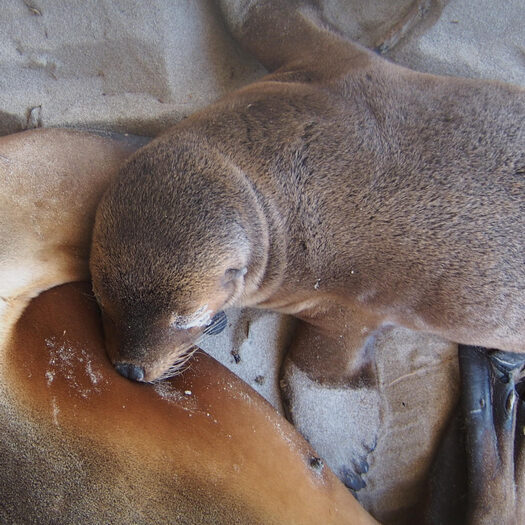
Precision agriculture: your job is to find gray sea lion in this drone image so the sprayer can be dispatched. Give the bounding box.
[90,1,524,521]
[91,0,524,381]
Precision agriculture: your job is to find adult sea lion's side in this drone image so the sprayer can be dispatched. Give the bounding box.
[0,128,145,348]
[2,282,376,525]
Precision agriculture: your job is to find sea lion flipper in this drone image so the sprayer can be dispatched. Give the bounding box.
[459,345,525,524]
[374,0,432,54]
[459,346,497,485]
[279,318,382,494]
[488,350,525,524]
[516,382,525,522]
[217,0,377,75]
[423,407,468,525]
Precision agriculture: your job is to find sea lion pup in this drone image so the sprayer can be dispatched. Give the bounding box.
[90,0,524,517]
[91,0,524,381]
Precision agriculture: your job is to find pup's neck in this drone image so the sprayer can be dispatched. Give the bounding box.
[236,167,289,308]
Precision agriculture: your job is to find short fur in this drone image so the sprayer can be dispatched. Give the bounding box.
[2,283,375,525]
[0,129,142,349]
[91,0,524,384]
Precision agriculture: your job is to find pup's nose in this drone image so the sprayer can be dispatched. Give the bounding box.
[114,362,145,382]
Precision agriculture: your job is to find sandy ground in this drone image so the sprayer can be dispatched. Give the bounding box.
[1,0,524,521]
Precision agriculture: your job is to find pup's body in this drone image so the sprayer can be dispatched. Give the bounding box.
[90,2,524,520]
[91,3,524,383]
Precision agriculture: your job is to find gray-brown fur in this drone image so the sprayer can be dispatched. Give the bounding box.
[90,1,524,521]
[91,0,524,383]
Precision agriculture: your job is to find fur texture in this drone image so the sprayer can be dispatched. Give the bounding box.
[91,1,524,383]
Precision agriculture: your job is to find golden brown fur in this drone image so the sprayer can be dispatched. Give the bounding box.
[0,129,142,349]
[2,282,375,525]
[0,129,375,524]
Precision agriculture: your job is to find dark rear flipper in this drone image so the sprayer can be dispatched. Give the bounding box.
[424,345,525,525]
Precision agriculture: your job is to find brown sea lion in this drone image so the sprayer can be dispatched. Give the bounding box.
[0,128,376,524]
[0,128,147,348]
[1,282,376,525]
[91,0,524,383]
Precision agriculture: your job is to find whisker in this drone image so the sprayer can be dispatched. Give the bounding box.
[202,325,216,336]
[153,344,201,382]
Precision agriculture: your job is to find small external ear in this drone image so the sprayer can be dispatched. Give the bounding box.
[222,267,247,285]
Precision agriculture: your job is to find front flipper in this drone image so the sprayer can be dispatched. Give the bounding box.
[280,317,383,496]
[459,345,525,525]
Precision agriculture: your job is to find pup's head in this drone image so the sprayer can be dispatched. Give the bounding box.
[90,139,266,382]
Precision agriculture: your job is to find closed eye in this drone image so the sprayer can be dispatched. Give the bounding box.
[170,305,213,330]
[203,311,227,336]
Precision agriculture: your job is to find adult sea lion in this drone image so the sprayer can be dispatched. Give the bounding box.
[0,128,377,524]
[0,128,146,348]
[2,282,376,525]
[90,1,524,521]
